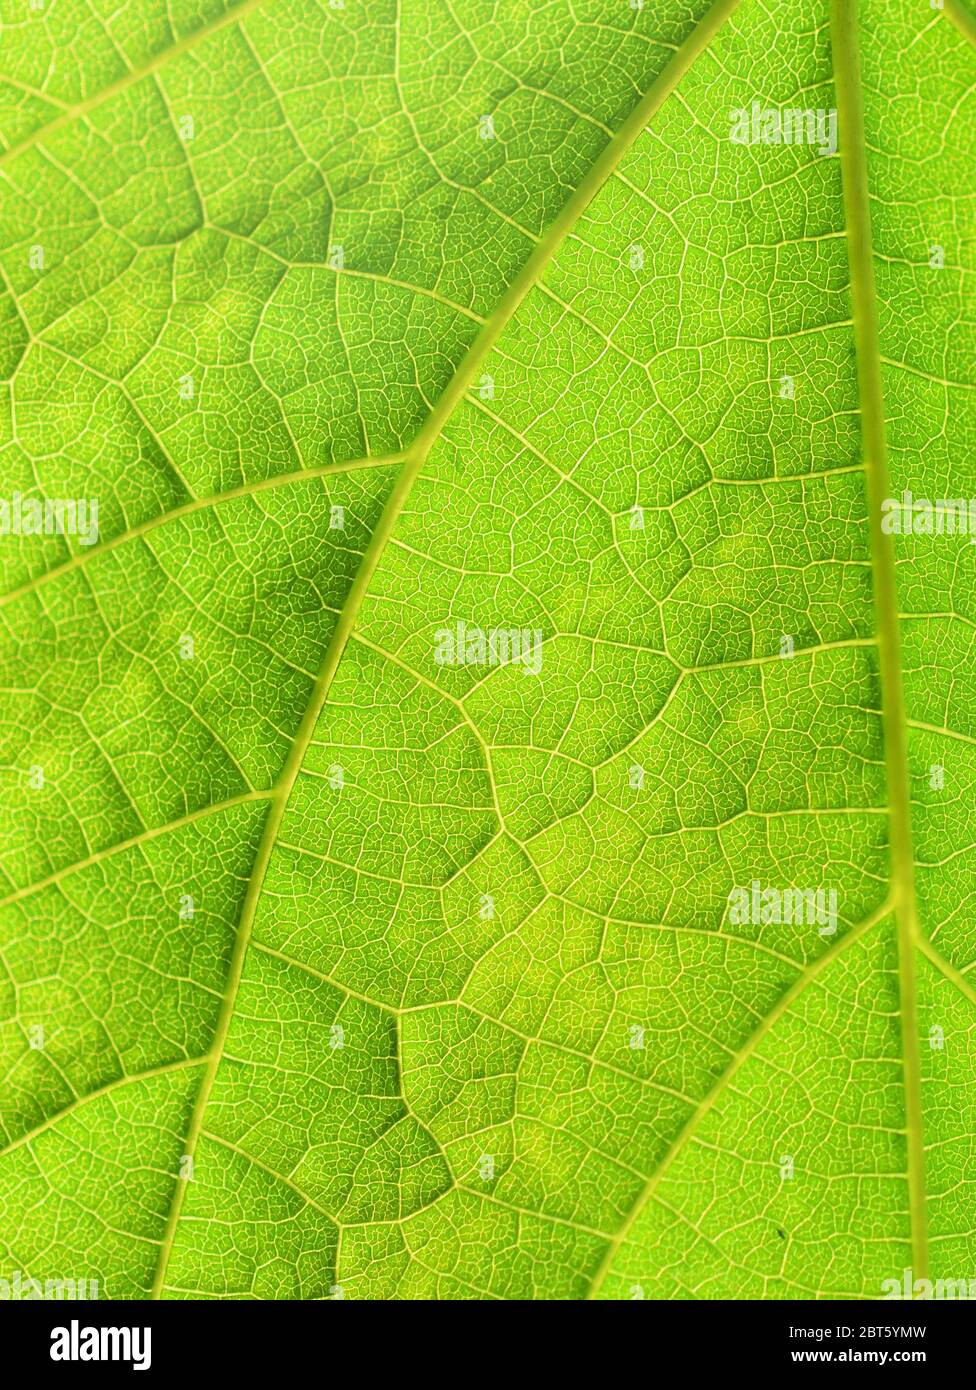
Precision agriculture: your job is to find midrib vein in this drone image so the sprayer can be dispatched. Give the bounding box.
[831,0,928,1280]
[943,0,976,49]
[148,0,745,1298]
[585,0,933,1304]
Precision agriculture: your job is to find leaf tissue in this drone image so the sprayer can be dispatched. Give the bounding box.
[0,0,974,1301]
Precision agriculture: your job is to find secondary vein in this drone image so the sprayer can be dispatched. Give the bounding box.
[147,0,747,1299]
[0,0,273,170]
[585,902,891,1299]
[0,454,402,610]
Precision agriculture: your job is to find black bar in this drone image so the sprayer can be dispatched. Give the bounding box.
[0,1296,966,1374]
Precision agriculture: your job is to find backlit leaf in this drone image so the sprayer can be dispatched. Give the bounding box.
[0,0,974,1301]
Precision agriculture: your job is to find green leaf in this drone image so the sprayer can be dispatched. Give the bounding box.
[0,0,974,1301]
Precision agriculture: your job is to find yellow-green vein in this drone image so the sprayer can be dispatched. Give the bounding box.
[831,0,929,1282]
[147,0,745,1299]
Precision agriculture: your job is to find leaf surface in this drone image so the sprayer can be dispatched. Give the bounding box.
[0,0,974,1300]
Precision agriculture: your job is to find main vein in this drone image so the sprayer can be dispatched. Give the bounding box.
[831,0,928,1281]
[148,0,747,1297]
[585,0,935,1301]
[943,0,976,50]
